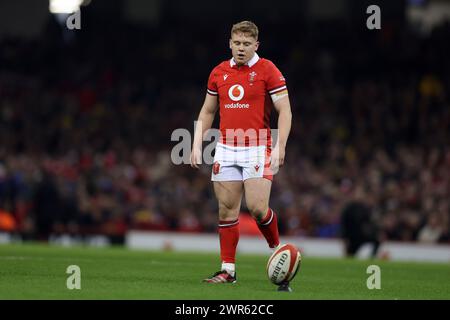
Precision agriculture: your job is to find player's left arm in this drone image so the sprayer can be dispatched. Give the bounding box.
[266,61,292,169]
[272,94,292,168]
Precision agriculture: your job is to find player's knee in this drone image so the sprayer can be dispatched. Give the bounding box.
[248,204,268,221]
[218,203,239,220]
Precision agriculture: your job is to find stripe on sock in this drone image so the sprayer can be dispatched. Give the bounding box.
[218,219,239,228]
[260,209,274,226]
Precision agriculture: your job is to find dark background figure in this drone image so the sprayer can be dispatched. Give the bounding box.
[341,186,380,257]
[33,170,61,240]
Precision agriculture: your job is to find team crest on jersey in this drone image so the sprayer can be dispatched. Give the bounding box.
[248,71,257,83]
[213,161,220,175]
[254,164,260,172]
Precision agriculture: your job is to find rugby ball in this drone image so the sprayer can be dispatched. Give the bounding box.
[267,243,301,285]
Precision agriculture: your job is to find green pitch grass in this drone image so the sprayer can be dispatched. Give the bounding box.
[0,243,448,299]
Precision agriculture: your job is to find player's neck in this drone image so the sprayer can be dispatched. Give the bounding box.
[231,53,259,68]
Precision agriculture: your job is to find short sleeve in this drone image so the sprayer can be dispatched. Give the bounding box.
[207,69,218,96]
[266,61,288,98]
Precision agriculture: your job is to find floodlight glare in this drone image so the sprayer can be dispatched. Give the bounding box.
[49,0,84,14]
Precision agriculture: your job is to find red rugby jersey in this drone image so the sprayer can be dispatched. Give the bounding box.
[207,53,287,147]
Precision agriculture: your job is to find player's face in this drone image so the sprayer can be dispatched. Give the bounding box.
[229,32,259,66]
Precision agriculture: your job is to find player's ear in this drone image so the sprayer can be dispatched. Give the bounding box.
[255,41,260,51]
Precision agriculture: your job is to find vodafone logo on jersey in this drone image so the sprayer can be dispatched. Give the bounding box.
[228,84,244,101]
[225,84,249,109]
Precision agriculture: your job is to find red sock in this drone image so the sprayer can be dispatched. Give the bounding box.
[256,208,280,248]
[218,219,239,263]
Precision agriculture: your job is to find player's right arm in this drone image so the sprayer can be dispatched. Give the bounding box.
[190,93,218,169]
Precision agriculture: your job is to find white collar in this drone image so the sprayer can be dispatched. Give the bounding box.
[230,52,260,68]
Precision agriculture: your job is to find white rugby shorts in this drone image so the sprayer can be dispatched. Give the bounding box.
[211,142,273,181]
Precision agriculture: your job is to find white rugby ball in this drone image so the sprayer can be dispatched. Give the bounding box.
[267,243,301,285]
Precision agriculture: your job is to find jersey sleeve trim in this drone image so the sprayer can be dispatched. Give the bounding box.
[268,85,287,94]
[207,88,218,96]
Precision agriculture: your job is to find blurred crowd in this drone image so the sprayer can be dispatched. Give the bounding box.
[0,17,449,243]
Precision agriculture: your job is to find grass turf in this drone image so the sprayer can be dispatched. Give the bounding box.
[0,243,449,300]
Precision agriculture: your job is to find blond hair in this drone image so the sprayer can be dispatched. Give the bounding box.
[231,21,259,40]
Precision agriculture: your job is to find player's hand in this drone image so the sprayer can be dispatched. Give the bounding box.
[270,144,285,172]
[190,146,202,169]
